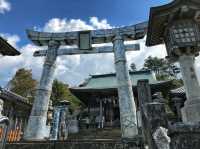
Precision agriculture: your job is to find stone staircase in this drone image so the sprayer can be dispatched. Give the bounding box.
[69,128,121,139]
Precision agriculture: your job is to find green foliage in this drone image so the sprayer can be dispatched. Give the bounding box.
[171,79,184,89]
[143,56,181,81]
[9,68,37,103]
[51,79,83,112]
[144,56,168,75]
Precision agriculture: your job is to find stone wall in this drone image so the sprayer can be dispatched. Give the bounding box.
[5,139,142,149]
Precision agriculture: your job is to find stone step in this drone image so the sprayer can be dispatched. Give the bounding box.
[6,139,142,149]
[69,128,121,139]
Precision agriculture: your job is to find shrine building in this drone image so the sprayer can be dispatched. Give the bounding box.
[70,70,172,127]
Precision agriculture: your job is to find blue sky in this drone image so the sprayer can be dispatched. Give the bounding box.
[1,0,170,46]
[1,0,186,87]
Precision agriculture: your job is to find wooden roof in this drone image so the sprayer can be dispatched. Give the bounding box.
[0,36,20,56]
[146,0,200,46]
[70,70,173,104]
[0,87,31,108]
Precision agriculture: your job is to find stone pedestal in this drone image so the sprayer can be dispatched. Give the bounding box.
[179,55,200,124]
[144,103,168,149]
[24,41,59,141]
[113,34,138,138]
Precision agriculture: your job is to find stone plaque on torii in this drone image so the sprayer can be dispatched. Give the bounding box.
[24,22,148,141]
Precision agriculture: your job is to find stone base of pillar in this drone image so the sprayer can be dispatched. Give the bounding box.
[181,102,200,124]
[23,116,48,141]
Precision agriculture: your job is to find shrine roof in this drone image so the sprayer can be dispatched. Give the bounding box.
[0,37,20,56]
[71,70,165,91]
[0,87,31,108]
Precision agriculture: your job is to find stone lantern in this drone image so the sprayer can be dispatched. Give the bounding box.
[146,0,200,124]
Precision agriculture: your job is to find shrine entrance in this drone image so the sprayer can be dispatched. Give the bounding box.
[24,22,147,141]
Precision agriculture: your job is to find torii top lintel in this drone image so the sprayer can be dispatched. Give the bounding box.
[27,22,148,46]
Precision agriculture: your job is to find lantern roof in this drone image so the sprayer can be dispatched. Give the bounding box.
[146,0,200,47]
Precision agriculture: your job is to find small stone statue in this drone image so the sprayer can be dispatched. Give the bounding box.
[153,127,171,149]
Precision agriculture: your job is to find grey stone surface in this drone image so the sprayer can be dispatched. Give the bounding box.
[179,55,200,124]
[68,119,79,134]
[142,102,168,149]
[24,41,60,141]
[34,44,140,57]
[113,34,138,138]
[5,140,141,149]
[169,123,200,149]
[27,22,147,46]
[137,80,152,145]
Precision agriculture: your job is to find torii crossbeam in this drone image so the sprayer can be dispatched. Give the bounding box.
[24,22,148,141]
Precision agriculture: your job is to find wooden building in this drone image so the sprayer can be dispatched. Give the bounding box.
[0,87,31,142]
[71,70,172,127]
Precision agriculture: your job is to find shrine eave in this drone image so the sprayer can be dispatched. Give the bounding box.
[146,0,200,47]
[0,37,20,56]
[0,87,31,108]
[71,80,171,93]
[70,80,172,104]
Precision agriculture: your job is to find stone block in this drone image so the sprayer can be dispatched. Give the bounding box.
[181,102,200,124]
[169,123,200,149]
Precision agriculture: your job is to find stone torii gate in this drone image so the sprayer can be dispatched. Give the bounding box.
[24,22,147,141]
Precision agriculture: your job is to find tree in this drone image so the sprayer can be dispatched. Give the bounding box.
[130,62,137,71]
[143,56,173,80]
[9,68,37,103]
[143,56,167,75]
[51,79,83,112]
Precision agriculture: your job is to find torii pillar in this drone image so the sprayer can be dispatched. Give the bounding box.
[24,40,60,140]
[113,34,138,138]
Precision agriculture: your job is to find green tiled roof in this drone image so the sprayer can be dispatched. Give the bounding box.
[74,70,158,90]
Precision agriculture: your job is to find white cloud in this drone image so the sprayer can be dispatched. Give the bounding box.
[89,17,112,29]
[3,17,200,88]
[0,34,43,86]
[42,17,115,85]
[43,18,93,32]
[0,34,20,48]
[0,0,11,14]
[0,17,114,87]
